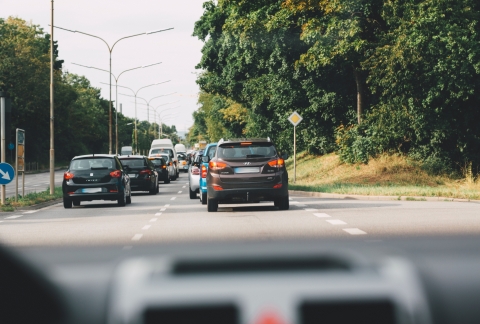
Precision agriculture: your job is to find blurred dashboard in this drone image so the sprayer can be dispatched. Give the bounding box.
[1,237,480,324]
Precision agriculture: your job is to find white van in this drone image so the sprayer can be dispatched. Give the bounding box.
[174,144,186,153]
[121,146,133,155]
[149,139,178,178]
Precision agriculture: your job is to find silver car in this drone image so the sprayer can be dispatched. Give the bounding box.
[188,151,203,199]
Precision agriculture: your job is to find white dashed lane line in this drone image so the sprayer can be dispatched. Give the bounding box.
[178,191,182,194]
[23,211,37,214]
[5,215,22,219]
[170,197,176,200]
[326,219,347,225]
[160,208,166,211]
[313,213,331,218]
[165,204,170,207]
[142,225,151,230]
[132,234,143,241]
[343,228,367,235]
[304,208,318,212]
[155,213,162,216]
[182,186,186,188]
[150,218,158,222]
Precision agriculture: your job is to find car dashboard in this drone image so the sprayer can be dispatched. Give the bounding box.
[1,237,480,324]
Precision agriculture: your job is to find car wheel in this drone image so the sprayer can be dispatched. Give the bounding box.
[200,192,207,205]
[126,189,132,204]
[118,189,126,207]
[189,187,196,199]
[149,184,156,195]
[63,198,72,209]
[165,178,170,184]
[72,201,80,206]
[276,196,289,210]
[207,197,218,212]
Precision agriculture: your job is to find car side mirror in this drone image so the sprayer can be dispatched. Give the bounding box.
[202,156,209,163]
[281,153,289,160]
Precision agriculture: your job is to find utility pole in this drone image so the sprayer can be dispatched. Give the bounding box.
[50,0,55,195]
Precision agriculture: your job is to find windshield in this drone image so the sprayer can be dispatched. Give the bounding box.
[217,143,277,159]
[119,158,146,168]
[70,158,116,170]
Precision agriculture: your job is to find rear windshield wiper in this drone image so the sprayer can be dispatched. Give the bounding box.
[246,154,264,158]
[91,167,108,170]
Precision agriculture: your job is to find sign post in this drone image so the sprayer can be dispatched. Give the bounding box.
[0,90,6,204]
[15,129,25,202]
[287,111,303,184]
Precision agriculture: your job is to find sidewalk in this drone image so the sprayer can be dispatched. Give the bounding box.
[289,190,480,203]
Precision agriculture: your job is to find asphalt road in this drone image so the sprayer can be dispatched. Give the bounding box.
[0,172,479,247]
[4,170,65,198]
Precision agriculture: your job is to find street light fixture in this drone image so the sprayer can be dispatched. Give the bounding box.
[157,109,181,138]
[119,92,176,123]
[72,61,162,154]
[54,24,173,153]
[103,81,171,153]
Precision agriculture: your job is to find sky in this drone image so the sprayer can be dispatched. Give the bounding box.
[2,0,207,135]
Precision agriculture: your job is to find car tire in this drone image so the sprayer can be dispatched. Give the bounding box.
[189,187,196,199]
[72,201,80,206]
[200,192,207,205]
[149,185,156,195]
[207,197,218,212]
[126,189,132,204]
[63,198,72,209]
[118,189,126,207]
[276,196,289,210]
[165,178,170,184]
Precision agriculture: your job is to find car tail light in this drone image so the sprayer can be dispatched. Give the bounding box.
[109,189,118,193]
[273,183,283,189]
[139,169,152,175]
[182,161,186,165]
[212,184,223,191]
[110,170,122,178]
[209,161,227,170]
[201,165,207,178]
[191,167,200,175]
[162,165,166,169]
[64,172,74,180]
[267,158,285,168]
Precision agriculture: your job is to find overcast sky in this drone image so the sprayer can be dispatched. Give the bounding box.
[2,0,207,134]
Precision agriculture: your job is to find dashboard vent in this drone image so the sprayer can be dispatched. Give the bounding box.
[144,304,239,324]
[300,299,396,324]
[172,256,352,275]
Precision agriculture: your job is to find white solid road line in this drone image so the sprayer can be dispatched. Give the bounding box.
[326,219,347,225]
[178,191,182,194]
[5,215,22,219]
[131,234,143,241]
[171,197,176,200]
[150,218,158,222]
[142,225,151,230]
[343,228,367,235]
[155,213,162,216]
[23,211,38,214]
[313,213,331,218]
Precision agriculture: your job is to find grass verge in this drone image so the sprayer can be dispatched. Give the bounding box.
[1,187,63,212]
[286,153,480,200]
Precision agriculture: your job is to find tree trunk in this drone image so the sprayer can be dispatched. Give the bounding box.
[353,66,363,124]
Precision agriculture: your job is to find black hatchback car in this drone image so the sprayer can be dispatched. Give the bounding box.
[62,154,132,208]
[118,155,158,194]
[205,138,289,212]
[149,157,170,184]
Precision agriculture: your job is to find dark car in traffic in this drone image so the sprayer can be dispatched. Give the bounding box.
[149,157,170,184]
[205,138,289,212]
[62,154,132,208]
[118,155,158,194]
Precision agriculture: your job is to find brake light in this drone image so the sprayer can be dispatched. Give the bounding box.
[267,158,285,168]
[212,184,223,191]
[209,161,227,170]
[139,169,152,175]
[273,183,283,189]
[182,161,186,165]
[201,165,207,178]
[162,165,166,169]
[64,172,74,180]
[110,170,122,178]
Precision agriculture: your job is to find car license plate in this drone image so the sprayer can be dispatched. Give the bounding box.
[235,167,260,174]
[128,174,137,178]
[81,188,102,193]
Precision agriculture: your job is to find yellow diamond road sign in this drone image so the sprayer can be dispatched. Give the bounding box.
[288,111,303,126]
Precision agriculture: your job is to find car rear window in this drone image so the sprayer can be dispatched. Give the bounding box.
[119,158,147,168]
[217,143,277,159]
[150,148,174,158]
[151,159,165,166]
[70,158,116,170]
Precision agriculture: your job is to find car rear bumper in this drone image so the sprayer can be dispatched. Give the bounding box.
[64,191,120,201]
[207,186,288,203]
[129,179,153,191]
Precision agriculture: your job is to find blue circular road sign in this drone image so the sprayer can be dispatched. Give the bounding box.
[8,142,14,150]
[0,162,15,185]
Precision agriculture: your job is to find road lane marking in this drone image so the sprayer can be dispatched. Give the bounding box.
[305,208,318,212]
[142,225,151,230]
[178,191,182,194]
[23,211,38,214]
[289,201,300,204]
[313,213,331,218]
[326,219,347,225]
[182,186,186,188]
[171,197,176,200]
[295,204,307,207]
[165,204,170,207]
[155,213,162,216]
[150,218,158,222]
[5,215,22,219]
[131,234,143,241]
[343,228,367,235]
[160,208,166,211]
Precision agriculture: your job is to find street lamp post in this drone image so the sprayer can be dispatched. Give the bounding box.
[105,81,171,154]
[72,62,161,154]
[54,25,173,153]
[151,101,180,138]
[158,111,180,138]
[120,92,176,124]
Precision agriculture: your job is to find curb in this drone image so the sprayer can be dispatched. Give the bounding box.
[288,190,480,203]
[24,167,67,175]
